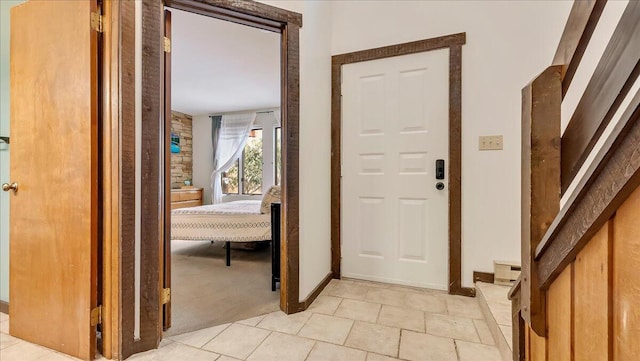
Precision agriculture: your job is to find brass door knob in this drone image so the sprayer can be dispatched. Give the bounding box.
[2,182,18,193]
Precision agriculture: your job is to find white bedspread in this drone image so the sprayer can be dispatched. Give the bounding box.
[171,200,271,242]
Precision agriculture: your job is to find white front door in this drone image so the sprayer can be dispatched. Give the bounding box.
[341,49,450,290]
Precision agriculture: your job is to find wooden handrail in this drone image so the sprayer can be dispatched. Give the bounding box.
[535,90,640,288]
[552,0,607,97]
[514,1,640,359]
[560,1,640,193]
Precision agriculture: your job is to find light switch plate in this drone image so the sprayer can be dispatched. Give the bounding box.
[479,135,503,151]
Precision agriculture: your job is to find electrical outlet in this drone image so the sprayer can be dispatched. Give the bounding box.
[479,135,503,151]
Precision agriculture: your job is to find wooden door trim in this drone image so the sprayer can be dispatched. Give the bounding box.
[331,33,475,297]
[119,1,162,358]
[162,8,172,332]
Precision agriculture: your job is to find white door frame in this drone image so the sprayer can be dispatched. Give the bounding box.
[330,33,474,297]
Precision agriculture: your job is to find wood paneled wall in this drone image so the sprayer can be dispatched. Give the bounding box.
[523,186,640,361]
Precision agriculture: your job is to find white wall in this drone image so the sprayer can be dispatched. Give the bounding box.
[257,0,334,301]
[331,0,572,288]
[0,0,26,304]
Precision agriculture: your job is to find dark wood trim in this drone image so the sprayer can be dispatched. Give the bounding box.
[330,60,341,280]
[300,272,333,310]
[0,300,8,314]
[119,1,141,358]
[473,271,495,284]
[330,33,473,297]
[165,0,301,29]
[520,66,562,337]
[536,90,640,289]
[280,23,302,314]
[448,44,473,297]
[123,0,164,357]
[332,33,465,65]
[162,9,172,332]
[560,1,640,193]
[552,0,607,96]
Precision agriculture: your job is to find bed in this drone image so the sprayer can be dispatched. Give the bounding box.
[170,186,281,268]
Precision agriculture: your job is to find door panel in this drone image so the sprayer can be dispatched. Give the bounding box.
[341,50,449,290]
[9,0,99,359]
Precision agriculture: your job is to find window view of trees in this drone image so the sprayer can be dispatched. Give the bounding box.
[222,159,239,194]
[242,129,263,194]
[221,129,263,195]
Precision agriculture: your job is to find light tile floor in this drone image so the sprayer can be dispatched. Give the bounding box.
[475,282,512,361]
[0,279,502,361]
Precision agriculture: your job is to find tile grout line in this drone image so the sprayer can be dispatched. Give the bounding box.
[242,329,273,361]
[301,341,318,361]
[397,328,404,359]
[330,296,345,316]
[295,312,314,337]
[194,322,232,350]
[342,317,357,347]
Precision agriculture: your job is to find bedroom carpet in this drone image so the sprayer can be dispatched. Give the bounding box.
[165,240,280,337]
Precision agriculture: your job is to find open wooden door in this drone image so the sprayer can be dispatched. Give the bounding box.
[8,1,100,360]
[163,8,172,331]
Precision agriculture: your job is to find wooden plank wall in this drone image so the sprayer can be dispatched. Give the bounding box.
[524,186,640,361]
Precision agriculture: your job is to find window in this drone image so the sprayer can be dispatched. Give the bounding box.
[222,128,263,195]
[221,160,239,194]
[275,127,281,185]
[242,129,263,195]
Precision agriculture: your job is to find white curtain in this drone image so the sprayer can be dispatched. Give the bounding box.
[210,112,257,203]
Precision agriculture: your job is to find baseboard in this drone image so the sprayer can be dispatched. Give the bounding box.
[0,300,8,314]
[298,272,333,311]
[473,271,495,284]
[451,286,476,297]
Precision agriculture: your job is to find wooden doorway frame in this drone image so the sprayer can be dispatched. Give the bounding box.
[330,33,475,297]
[157,0,303,313]
[115,0,302,358]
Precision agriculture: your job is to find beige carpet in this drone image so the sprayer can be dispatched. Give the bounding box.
[165,240,280,336]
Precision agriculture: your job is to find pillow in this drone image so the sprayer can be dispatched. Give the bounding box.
[260,185,282,214]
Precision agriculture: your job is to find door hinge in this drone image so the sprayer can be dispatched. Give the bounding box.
[90,305,102,326]
[90,12,103,33]
[162,288,171,304]
[164,37,171,53]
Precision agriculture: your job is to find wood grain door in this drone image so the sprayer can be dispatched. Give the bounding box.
[9,1,99,359]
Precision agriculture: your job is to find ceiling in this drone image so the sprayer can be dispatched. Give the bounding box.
[170,9,281,116]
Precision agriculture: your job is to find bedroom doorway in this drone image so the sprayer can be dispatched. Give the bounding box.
[124,1,302,354]
[163,7,283,336]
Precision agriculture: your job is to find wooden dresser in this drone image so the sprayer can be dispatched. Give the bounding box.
[170,188,203,210]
